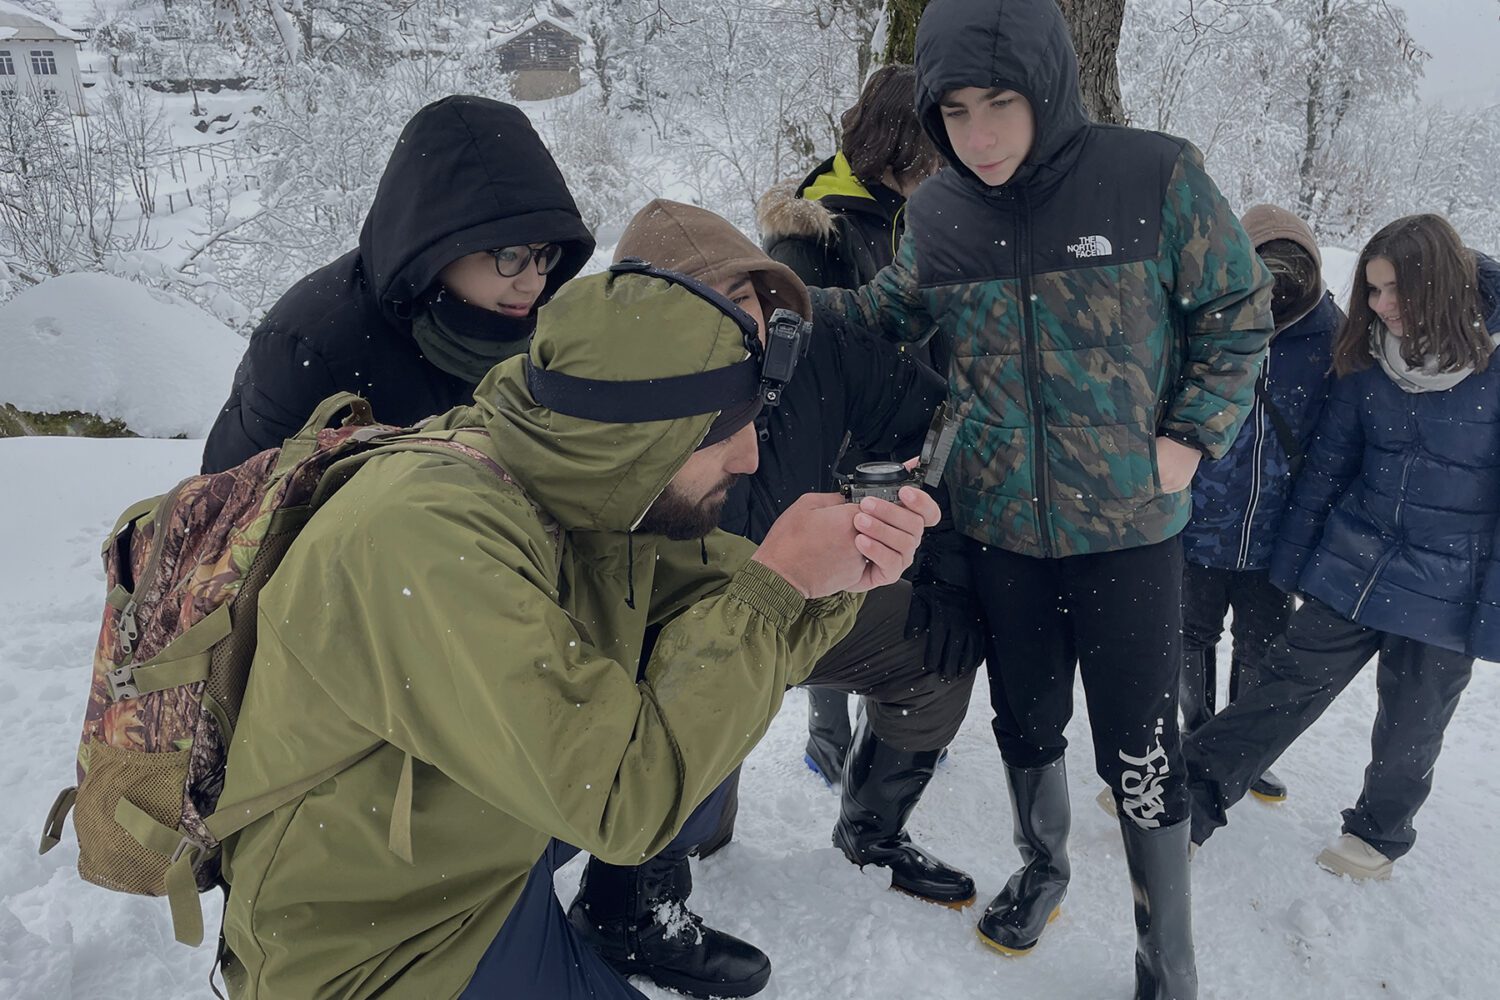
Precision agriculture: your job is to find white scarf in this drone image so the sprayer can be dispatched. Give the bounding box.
[1371,320,1497,394]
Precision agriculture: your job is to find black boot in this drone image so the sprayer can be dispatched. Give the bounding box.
[1249,769,1288,802]
[977,759,1070,955]
[693,769,740,860]
[1179,646,1216,735]
[1121,817,1198,1000]
[566,854,772,999]
[803,686,852,787]
[1228,657,1289,803]
[832,715,976,907]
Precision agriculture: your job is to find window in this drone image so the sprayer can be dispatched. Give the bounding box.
[30,50,58,76]
[41,87,58,104]
[0,51,14,76]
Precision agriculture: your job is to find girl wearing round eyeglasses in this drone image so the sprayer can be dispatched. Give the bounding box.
[202,96,594,474]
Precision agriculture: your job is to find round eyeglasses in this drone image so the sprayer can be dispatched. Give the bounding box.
[490,243,564,278]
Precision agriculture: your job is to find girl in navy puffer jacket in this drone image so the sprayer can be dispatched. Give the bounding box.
[1185,213,1500,880]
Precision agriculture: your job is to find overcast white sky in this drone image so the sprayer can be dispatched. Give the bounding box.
[1397,0,1500,107]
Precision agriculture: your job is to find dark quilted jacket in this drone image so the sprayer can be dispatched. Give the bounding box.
[1184,293,1341,570]
[1271,255,1500,658]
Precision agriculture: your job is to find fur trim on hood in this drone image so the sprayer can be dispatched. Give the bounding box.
[756,177,836,243]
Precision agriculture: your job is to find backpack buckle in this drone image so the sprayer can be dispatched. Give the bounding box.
[170,835,208,867]
[106,664,139,701]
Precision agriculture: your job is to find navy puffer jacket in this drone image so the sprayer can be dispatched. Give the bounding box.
[1271,255,1500,658]
[1184,293,1340,570]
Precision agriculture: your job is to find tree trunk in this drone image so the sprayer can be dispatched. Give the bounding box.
[881,0,1125,125]
[880,0,924,64]
[1055,0,1126,124]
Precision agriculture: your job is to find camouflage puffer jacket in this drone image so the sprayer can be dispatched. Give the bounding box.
[813,0,1273,558]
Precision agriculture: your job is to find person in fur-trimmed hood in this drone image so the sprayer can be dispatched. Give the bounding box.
[757,65,939,296]
[756,64,975,798]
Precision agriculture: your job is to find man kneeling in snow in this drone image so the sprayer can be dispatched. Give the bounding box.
[213,262,938,999]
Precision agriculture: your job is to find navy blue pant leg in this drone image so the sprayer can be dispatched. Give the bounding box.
[462,841,649,999]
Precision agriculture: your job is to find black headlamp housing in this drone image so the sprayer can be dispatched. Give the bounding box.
[522,260,808,425]
[609,258,808,407]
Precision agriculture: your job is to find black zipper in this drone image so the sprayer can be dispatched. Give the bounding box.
[1013,187,1054,556]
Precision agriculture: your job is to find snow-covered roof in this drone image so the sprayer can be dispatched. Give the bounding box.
[0,273,245,438]
[0,1,84,42]
[487,13,584,49]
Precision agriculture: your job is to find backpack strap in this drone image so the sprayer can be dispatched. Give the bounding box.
[112,797,212,945]
[270,392,375,482]
[39,785,78,854]
[1255,374,1305,477]
[104,602,232,702]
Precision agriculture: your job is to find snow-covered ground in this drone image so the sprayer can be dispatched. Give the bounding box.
[1,434,1497,1000]
[0,273,242,437]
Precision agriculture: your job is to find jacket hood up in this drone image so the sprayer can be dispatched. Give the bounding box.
[913,0,1090,189]
[1241,203,1325,332]
[358,95,595,324]
[755,154,902,244]
[471,268,756,533]
[615,199,812,321]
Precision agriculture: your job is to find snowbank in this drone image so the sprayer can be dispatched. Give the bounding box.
[1321,245,1359,310]
[0,273,244,438]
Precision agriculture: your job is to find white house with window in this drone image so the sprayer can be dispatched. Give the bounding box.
[0,0,85,113]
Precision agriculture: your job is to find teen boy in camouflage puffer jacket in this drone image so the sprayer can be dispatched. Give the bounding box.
[811,1,1273,996]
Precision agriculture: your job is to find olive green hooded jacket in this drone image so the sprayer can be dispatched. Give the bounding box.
[216,269,859,999]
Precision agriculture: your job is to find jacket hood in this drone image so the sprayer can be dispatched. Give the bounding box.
[1241,203,1325,333]
[913,0,1089,189]
[471,269,755,533]
[615,199,812,321]
[757,177,836,243]
[358,96,596,325]
[756,155,903,245]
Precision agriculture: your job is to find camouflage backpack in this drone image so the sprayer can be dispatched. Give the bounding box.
[37,392,521,947]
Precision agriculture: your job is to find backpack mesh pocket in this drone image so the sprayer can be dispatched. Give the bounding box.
[74,741,192,895]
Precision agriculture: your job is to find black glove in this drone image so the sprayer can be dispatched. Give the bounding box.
[903,582,986,683]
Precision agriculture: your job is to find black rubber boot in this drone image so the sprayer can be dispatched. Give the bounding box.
[977,759,1071,955]
[832,715,976,907]
[566,854,772,999]
[1121,817,1198,1000]
[803,686,852,787]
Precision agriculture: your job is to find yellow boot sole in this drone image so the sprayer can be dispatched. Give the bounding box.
[892,883,977,910]
[976,906,1061,956]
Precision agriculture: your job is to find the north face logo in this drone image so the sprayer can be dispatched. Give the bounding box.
[1066,235,1113,258]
